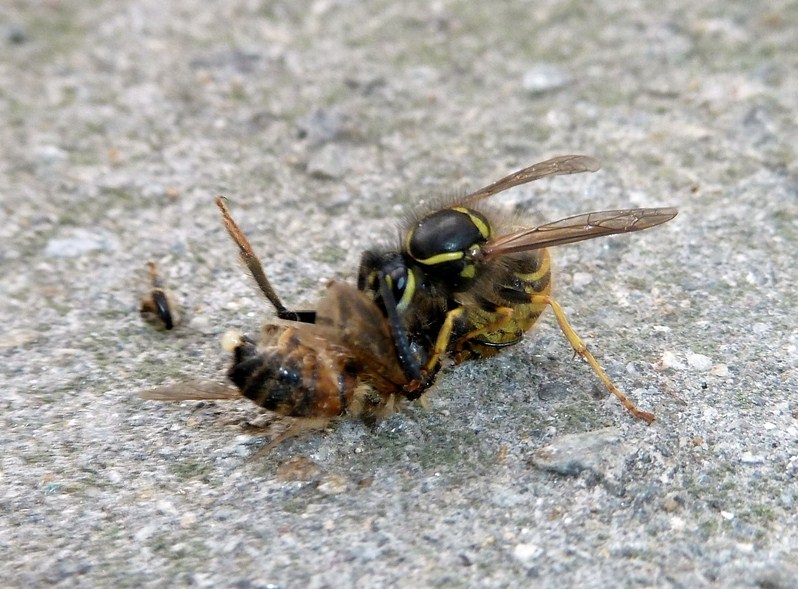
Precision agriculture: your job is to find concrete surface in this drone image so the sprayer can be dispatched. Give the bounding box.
[1,1,797,587]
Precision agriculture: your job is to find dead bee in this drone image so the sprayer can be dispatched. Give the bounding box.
[140,198,420,449]
[140,261,180,330]
[357,155,677,423]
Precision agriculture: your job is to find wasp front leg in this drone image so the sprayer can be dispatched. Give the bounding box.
[421,305,516,376]
[528,294,655,424]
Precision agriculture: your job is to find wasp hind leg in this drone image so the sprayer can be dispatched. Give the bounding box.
[529,294,655,424]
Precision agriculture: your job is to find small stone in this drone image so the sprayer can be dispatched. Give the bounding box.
[740,452,764,464]
[513,542,543,565]
[44,228,118,257]
[655,350,686,371]
[276,456,321,482]
[531,427,622,476]
[661,493,681,512]
[34,144,67,164]
[307,144,348,180]
[3,24,28,44]
[572,271,593,289]
[710,364,729,377]
[522,64,570,94]
[0,329,38,349]
[687,353,713,371]
[297,108,344,145]
[156,500,179,516]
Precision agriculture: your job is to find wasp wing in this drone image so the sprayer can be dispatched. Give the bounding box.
[459,155,601,206]
[481,208,678,260]
[139,380,243,401]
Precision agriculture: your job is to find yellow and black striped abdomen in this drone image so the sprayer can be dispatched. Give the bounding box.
[456,249,551,359]
[501,248,551,332]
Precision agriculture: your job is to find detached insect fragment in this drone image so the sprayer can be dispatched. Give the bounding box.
[140,261,180,330]
[141,155,676,450]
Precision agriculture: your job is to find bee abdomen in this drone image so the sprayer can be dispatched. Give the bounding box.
[228,329,353,418]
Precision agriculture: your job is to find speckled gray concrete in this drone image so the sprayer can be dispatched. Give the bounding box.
[1,1,796,588]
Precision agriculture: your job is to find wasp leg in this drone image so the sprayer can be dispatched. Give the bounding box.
[423,306,517,376]
[216,196,316,323]
[529,294,655,424]
[377,271,422,382]
[421,306,466,376]
[451,306,516,351]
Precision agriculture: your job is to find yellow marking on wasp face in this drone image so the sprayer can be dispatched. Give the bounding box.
[459,263,476,279]
[397,268,416,313]
[452,206,491,239]
[413,250,464,266]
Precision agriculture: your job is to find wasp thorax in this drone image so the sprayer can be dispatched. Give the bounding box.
[404,207,491,291]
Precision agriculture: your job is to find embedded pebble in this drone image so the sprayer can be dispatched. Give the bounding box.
[513,542,544,566]
[687,353,713,371]
[307,144,348,179]
[710,364,729,377]
[44,228,118,257]
[572,271,593,289]
[522,64,570,94]
[531,427,622,476]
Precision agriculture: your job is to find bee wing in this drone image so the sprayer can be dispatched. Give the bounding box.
[139,380,242,401]
[482,208,678,260]
[459,155,601,206]
[315,281,408,386]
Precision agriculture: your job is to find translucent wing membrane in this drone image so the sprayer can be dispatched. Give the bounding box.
[459,155,601,206]
[482,208,678,260]
[139,380,242,401]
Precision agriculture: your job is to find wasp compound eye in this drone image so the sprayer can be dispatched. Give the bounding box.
[404,208,491,292]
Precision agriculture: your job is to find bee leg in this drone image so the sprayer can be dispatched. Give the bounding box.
[216,196,316,323]
[529,294,655,424]
[245,417,331,461]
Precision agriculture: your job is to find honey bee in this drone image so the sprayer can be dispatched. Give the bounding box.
[140,198,419,448]
[357,155,677,423]
[140,261,180,330]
